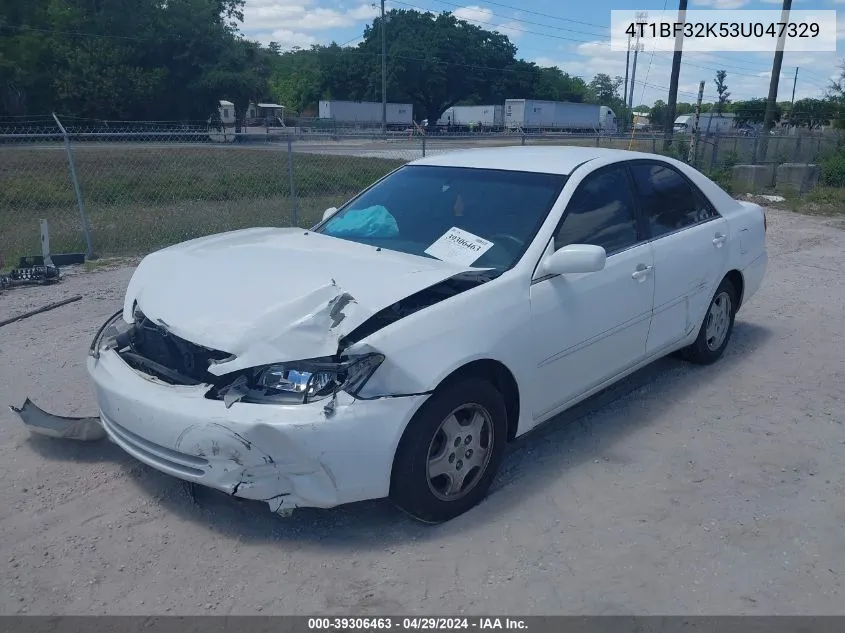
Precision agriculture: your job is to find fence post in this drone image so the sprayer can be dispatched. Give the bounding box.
[521,133,526,146]
[422,135,426,158]
[710,136,720,172]
[287,138,298,227]
[792,134,802,162]
[752,137,759,164]
[652,137,656,153]
[51,113,94,259]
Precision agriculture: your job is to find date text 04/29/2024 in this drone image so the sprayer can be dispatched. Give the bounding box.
[307,618,528,631]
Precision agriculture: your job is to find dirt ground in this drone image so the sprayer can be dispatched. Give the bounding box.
[1,208,844,615]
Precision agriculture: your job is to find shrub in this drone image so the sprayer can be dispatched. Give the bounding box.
[820,152,845,187]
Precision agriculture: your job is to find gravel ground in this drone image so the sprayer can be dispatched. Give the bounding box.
[1,208,844,616]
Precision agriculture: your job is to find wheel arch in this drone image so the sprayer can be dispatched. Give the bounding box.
[433,359,521,442]
[724,269,745,310]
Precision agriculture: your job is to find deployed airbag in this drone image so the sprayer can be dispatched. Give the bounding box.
[322,205,399,238]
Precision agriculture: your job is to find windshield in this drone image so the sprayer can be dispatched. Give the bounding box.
[315,165,566,271]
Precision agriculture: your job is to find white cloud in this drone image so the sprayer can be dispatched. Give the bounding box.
[266,28,318,49]
[347,3,380,20]
[242,0,379,35]
[453,5,494,24]
[494,20,525,39]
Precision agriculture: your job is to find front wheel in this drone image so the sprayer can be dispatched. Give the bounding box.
[390,377,508,523]
[681,277,738,365]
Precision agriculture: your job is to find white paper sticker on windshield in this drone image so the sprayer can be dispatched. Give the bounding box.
[424,227,494,267]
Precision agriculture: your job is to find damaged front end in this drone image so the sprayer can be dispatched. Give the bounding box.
[89,307,385,413]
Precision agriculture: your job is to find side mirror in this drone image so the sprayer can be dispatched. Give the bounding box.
[542,244,606,276]
[322,207,338,221]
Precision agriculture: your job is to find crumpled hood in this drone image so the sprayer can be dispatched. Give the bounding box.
[123,227,473,375]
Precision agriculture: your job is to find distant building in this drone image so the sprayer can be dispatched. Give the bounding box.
[216,101,285,126]
[633,113,650,130]
[218,100,235,125]
[246,103,285,125]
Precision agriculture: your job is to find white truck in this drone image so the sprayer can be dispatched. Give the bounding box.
[437,105,505,128]
[504,99,618,133]
[318,100,414,127]
[673,113,736,135]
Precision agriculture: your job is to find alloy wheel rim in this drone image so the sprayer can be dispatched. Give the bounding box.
[705,291,732,351]
[426,403,494,502]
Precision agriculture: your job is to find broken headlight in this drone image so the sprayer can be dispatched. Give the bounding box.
[221,354,385,406]
[89,310,133,358]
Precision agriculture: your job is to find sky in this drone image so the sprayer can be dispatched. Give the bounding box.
[239,0,845,108]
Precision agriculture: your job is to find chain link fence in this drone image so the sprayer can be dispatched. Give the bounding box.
[2,115,841,269]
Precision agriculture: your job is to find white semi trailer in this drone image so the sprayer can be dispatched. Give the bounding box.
[504,99,618,133]
[436,105,505,127]
[318,100,414,127]
[673,113,736,135]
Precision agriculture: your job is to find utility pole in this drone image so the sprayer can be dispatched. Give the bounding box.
[622,35,631,133]
[381,0,387,135]
[663,0,688,151]
[760,0,792,159]
[688,80,705,165]
[789,66,799,127]
[628,12,647,114]
[628,42,643,114]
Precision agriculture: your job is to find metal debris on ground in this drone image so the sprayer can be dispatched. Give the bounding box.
[0,264,62,292]
[0,294,83,328]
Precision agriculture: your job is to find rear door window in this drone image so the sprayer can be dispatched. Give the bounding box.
[629,162,718,239]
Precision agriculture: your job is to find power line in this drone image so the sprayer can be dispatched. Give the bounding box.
[384,6,831,91]
[634,1,669,109]
[457,0,610,29]
[387,0,600,45]
[408,0,608,39]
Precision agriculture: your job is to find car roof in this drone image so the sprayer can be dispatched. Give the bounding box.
[409,145,667,176]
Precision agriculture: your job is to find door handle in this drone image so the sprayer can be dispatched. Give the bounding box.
[713,233,727,247]
[632,264,653,282]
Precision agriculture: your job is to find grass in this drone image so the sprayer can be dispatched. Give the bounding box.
[771,186,845,217]
[0,146,405,268]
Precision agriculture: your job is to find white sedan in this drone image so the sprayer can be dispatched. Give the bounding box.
[76,146,769,523]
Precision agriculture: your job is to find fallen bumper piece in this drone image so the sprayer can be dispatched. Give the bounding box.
[9,398,107,441]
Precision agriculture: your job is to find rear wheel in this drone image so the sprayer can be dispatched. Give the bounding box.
[681,277,738,365]
[390,377,507,523]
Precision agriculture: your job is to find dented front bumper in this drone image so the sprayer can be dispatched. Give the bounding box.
[86,349,427,512]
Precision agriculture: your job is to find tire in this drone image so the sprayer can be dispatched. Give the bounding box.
[680,277,738,365]
[389,376,508,524]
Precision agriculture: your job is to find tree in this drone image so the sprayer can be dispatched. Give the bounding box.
[649,99,667,128]
[585,74,624,108]
[350,9,521,122]
[268,48,323,115]
[730,98,779,126]
[714,70,730,115]
[532,67,588,103]
[675,102,695,115]
[0,0,271,121]
[790,98,834,128]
